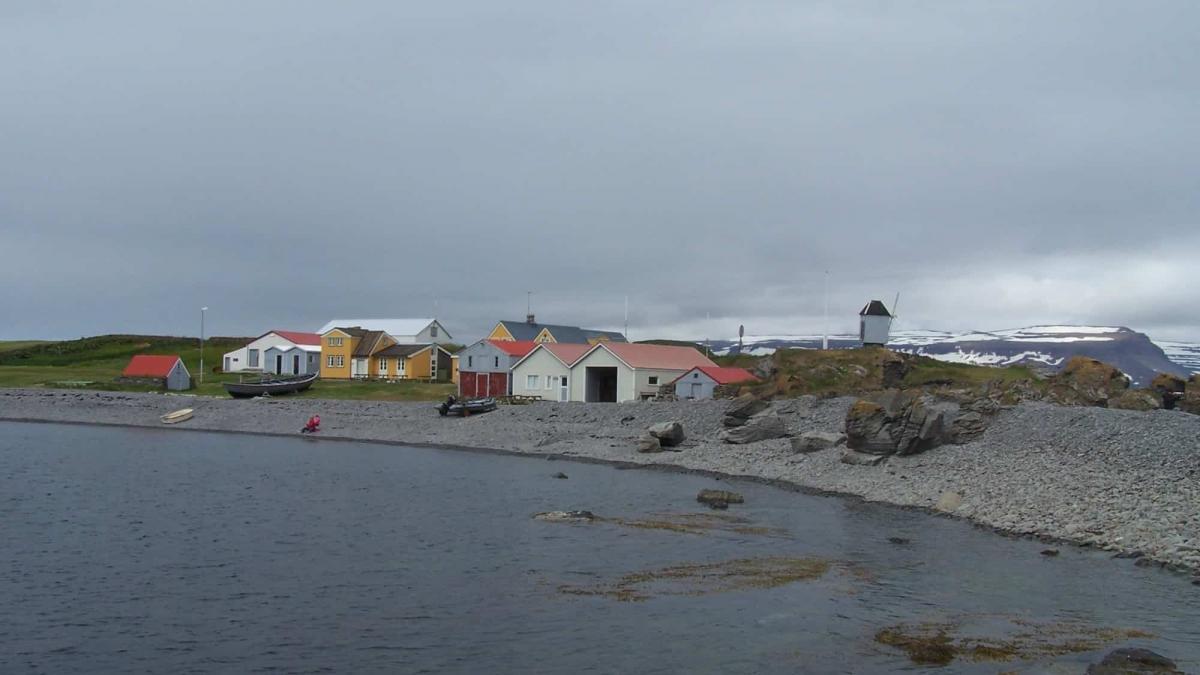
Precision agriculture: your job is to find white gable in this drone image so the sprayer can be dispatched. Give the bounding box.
[316,318,436,338]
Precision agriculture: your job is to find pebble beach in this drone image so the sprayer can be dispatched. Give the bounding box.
[2,388,1198,573]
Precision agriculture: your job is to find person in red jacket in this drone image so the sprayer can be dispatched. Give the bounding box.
[300,415,321,433]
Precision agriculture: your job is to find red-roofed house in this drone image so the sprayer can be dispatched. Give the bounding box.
[509,342,593,401]
[121,354,191,391]
[671,366,760,400]
[222,330,323,375]
[456,339,540,398]
[510,342,718,402]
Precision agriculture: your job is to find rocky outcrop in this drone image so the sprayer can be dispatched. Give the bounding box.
[790,431,845,453]
[844,391,950,457]
[647,420,685,447]
[880,351,911,389]
[1047,356,1130,407]
[1151,373,1186,410]
[719,413,787,444]
[1178,390,1200,416]
[1086,647,1181,674]
[722,394,769,427]
[947,411,989,443]
[1110,389,1162,412]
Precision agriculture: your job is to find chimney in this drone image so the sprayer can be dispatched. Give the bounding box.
[526,313,536,325]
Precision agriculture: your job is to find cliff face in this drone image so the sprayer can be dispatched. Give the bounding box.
[710,326,1191,387]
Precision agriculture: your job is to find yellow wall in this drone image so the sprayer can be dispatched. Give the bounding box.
[320,331,358,380]
[533,328,557,343]
[451,356,459,384]
[406,348,433,379]
[488,323,515,341]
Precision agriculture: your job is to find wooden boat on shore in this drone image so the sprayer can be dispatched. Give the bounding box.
[223,373,318,399]
[161,408,194,424]
[437,396,497,417]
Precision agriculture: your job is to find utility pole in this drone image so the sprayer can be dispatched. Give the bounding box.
[623,295,629,342]
[200,306,208,385]
[822,270,829,350]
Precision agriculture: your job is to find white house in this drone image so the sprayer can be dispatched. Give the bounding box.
[315,318,452,345]
[223,330,322,375]
[509,343,592,401]
[568,343,717,402]
[671,366,759,400]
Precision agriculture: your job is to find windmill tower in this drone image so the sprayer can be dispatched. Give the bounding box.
[859,298,894,346]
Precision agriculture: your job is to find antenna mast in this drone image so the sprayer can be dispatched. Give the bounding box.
[624,295,629,342]
[822,269,829,350]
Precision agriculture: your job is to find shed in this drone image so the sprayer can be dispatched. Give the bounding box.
[458,339,537,398]
[122,354,191,391]
[569,343,717,402]
[223,330,321,375]
[672,366,759,400]
[859,300,893,346]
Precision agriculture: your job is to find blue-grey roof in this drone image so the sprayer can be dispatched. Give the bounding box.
[498,320,627,344]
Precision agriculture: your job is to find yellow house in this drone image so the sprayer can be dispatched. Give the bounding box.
[321,326,452,381]
[487,316,627,345]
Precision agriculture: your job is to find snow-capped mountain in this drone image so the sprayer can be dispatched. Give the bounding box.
[707,326,1196,386]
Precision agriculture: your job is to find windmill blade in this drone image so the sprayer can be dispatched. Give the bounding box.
[889,292,901,330]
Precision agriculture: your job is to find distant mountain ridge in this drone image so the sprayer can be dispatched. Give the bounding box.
[706,325,1195,387]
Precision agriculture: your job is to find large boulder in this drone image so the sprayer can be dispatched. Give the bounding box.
[1110,389,1162,412]
[1151,373,1187,410]
[636,434,664,453]
[718,414,787,444]
[1086,647,1181,674]
[844,391,950,456]
[790,431,845,454]
[647,420,685,447]
[1178,390,1200,416]
[947,411,989,443]
[1048,356,1130,407]
[722,394,770,427]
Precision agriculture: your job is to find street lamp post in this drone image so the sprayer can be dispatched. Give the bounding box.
[200,306,208,385]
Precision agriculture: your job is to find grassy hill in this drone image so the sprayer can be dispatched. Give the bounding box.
[0,334,454,401]
[714,347,1044,399]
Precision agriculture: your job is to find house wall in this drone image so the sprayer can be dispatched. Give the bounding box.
[460,371,509,398]
[224,333,307,372]
[166,361,191,391]
[675,370,719,400]
[458,341,510,374]
[488,323,516,341]
[569,347,633,402]
[632,368,686,400]
[390,321,453,345]
[263,347,320,375]
[320,332,357,380]
[511,349,571,400]
[406,349,433,379]
[861,315,891,345]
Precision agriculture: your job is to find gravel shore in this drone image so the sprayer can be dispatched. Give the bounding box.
[2,388,1198,572]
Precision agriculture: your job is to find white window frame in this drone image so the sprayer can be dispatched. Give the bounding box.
[526,374,539,390]
[378,358,388,376]
[431,325,439,338]
[467,355,473,368]
[545,375,554,390]
[328,337,343,347]
[248,349,259,367]
[649,376,659,385]
[327,355,336,368]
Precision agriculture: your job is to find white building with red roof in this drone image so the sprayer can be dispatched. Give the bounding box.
[222,330,323,375]
[671,366,759,400]
[510,342,718,402]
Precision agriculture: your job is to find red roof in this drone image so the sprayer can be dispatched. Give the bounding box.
[122,354,183,378]
[594,343,717,370]
[488,339,538,357]
[270,330,322,346]
[538,342,592,366]
[676,366,760,385]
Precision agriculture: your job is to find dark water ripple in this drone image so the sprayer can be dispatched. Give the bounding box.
[1,421,1198,674]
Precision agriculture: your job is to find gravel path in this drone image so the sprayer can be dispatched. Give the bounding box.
[2,388,1198,572]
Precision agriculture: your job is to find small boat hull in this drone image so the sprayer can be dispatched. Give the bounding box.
[161,408,194,424]
[437,397,497,417]
[223,373,319,398]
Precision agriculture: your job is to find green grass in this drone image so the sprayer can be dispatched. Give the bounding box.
[0,340,52,353]
[0,334,455,401]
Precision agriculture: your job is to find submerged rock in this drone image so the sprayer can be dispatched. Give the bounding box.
[647,420,685,447]
[534,510,595,522]
[697,489,744,507]
[551,472,569,479]
[1087,647,1181,674]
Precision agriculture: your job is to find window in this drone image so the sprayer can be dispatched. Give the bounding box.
[431,326,438,338]
[248,349,259,367]
[545,375,554,390]
[328,337,343,347]
[494,356,499,368]
[378,358,389,376]
[693,372,699,378]
[649,376,659,385]
[467,355,473,368]
[526,375,539,390]
[327,355,344,368]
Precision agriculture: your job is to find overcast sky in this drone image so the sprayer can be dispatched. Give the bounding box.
[2,1,1197,342]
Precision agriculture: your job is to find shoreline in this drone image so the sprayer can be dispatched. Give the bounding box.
[2,388,1198,575]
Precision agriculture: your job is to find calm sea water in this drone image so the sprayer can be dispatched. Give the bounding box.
[1,421,1197,674]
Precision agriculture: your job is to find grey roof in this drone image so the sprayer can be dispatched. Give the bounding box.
[859,300,892,317]
[497,320,627,344]
[375,343,431,358]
